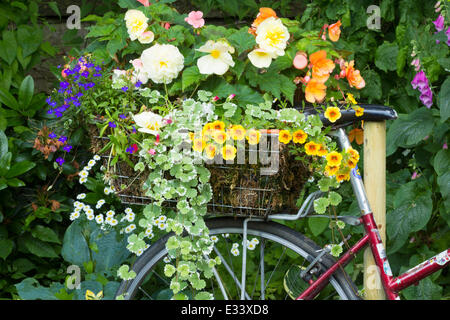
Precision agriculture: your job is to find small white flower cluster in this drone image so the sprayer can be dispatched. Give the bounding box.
[246,238,260,251]
[104,185,116,195]
[154,215,168,231]
[231,243,240,256]
[70,201,95,221]
[78,155,101,184]
[121,208,137,234]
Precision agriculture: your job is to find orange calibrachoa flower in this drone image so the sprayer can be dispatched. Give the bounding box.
[205,143,217,159]
[292,129,308,144]
[309,50,335,82]
[326,151,343,166]
[336,171,350,182]
[347,146,360,162]
[248,7,278,35]
[305,78,327,103]
[305,141,319,156]
[346,157,357,169]
[344,61,365,89]
[278,130,292,144]
[246,129,261,145]
[324,106,342,123]
[222,145,237,161]
[328,20,342,42]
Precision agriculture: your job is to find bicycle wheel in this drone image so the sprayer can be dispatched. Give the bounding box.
[115,217,360,300]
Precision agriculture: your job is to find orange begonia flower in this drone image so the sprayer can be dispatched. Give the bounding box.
[328,20,342,42]
[305,78,327,103]
[248,7,278,35]
[345,61,365,89]
[309,50,335,83]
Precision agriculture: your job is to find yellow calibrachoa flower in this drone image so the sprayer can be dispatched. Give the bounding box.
[355,106,364,117]
[324,106,342,123]
[85,290,103,300]
[229,125,246,140]
[326,151,343,167]
[305,141,319,156]
[205,143,217,159]
[222,145,237,160]
[202,123,214,138]
[336,172,350,182]
[246,129,261,145]
[347,146,360,162]
[347,93,357,105]
[317,144,328,157]
[347,157,357,169]
[212,130,227,144]
[211,120,225,131]
[193,138,206,152]
[292,129,308,144]
[325,164,339,177]
[278,130,292,144]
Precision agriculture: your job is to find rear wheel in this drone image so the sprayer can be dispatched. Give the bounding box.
[116,217,360,300]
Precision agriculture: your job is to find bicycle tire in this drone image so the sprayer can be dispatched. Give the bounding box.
[115,217,361,300]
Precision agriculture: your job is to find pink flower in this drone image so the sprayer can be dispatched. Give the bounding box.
[148,148,156,155]
[185,11,205,29]
[227,94,236,100]
[293,51,308,70]
[137,0,150,6]
[432,15,444,32]
[163,22,171,30]
[443,142,448,149]
[213,96,219,101]
[411,171,418,180]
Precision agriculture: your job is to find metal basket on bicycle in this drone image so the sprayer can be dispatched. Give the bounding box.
[89,127,312,218]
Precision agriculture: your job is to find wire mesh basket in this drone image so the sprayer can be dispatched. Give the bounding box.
[90,130,311,218]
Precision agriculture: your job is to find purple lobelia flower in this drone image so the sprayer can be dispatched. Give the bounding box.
[63,145,73,152]
[56,157,65,166]
[49,132,57,139]
[59,135,68,143]
[108,121,117,128]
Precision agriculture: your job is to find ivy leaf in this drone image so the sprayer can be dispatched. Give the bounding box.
[375,42,399,72]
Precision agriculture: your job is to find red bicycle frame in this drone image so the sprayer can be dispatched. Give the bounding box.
[296,128,450,300]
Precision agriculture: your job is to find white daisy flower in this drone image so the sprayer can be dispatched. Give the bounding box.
[85,208,94,216]
[136,248,144,256]
[88,160,96,167]
[95,214,104,224]
[74,207,81,213]
[93,155,101,161]
[251,238,259,245]
[70,211,80,221]
[106,209,115,217]
[231,248,240,256]
[158,215,167,222]
[86,214,95,221]
[110,219,118,226]
[126,212,135,222]
[83,204,92,212]
[104,187,111,195]
[79,170,88,178]
[96,199,106,209]
[158,222,167,230]
[124,208,133,214]
[76,193,86,200]
[210,236,219,243]
[125,224,136,233]
[79,177,87,184]
[247,242,256,250]
[163,256,171,263]
[232,243,239,249]
[145,226,153,236]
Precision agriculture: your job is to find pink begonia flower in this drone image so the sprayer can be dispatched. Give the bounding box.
[293,51,308,70]
[148,148,156,155]
[137,0,150,7]
[185,11,205,29]
[164,22,171,30]
[131,58,144,69]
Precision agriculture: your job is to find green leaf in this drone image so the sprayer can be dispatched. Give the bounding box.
[0,86,20,110]
[61,220,90,266]
[0,239,13,260]
[7,178,25,187]
[31,225,60,244]
[308,217,329,236]
[16,26,42,58]
[438,77,450,122]
[313,197,329,214]
[0,131,8,158]
[402,278,442,300]
[5,160,35,178]
[22,235,59,258]
[182,66,203,91]
[433,149,450,176]
[15,278,59,300]
[117,264,136,280]
[228,27,256,55]
[90,229,130,272]
[48,2,61,19]
[386,108,434,156]
[375,42,399,72]
[387,182,432,253]
[328,191,342,206]
[0,30,17,65]
[118,0,139,9]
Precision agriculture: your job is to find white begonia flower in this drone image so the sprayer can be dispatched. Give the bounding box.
[124,9,149,41]
[132,111,164,136]
[130,58,149,85]
[196,40,235,75]
[248,48,277,68]
[138,30,154,44]
[255,17,290,57]
[140,43,184,84]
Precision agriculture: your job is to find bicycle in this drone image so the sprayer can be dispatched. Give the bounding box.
[115,105,450,300]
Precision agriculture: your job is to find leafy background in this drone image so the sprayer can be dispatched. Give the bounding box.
[0,0,448,299]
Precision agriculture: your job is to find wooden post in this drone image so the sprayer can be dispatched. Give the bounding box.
[363,121,386,300]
